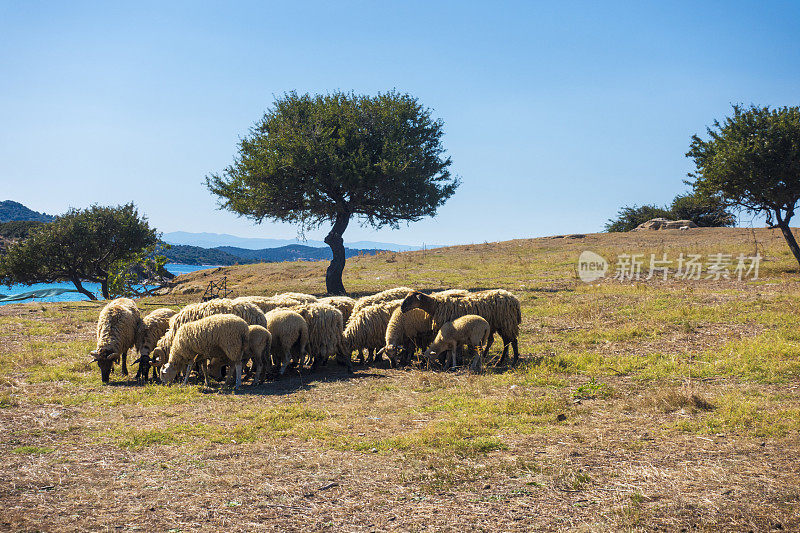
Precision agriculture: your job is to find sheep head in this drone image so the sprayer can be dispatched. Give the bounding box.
[400,291,425,313]
[90,349,120,384]
[159,362,178,384]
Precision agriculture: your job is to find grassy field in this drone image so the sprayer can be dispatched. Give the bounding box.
[2,227,799,531]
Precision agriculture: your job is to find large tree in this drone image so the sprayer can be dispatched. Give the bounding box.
[687,105,800,265]
[0,203,160,299]
[206,91,459,294]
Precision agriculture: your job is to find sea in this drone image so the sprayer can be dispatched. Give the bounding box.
[0,264,220,305]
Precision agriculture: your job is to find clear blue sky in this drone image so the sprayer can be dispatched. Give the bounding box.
[2,1,798,246]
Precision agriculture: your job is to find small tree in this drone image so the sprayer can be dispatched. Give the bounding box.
[687,105,800,265]
[0,204,160,300]
[605,204,671,232]
[207,91,459,294]
[668,192,735,228]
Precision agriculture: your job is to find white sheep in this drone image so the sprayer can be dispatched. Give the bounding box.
[90,298,142,384]
[342,299,402,365]
[381,307,433,367]
[233,295,302,313]
[401,289,521,366]
[425,315,490,372]
[159,314,249,389]
[150,298,268,381]
[275,292,318,303]
[133,307,177,382]
[291,302,346,371]
[265,309,309,375]
[318,296,356,323]
[351,287,413,315]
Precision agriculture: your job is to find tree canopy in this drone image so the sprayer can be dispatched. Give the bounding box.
[604,191,733,232]
[687,104,800,264]
[207,91,459,294]
[0,203,162,300]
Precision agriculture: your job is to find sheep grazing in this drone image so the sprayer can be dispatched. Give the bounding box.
[233,295,302,313]
[91,298,142,384]
[291,303,346,371]
[276,292,318,303]
[265,309,308,375]
[342,299,402,365]
[318,296,356,323]
[149,299,267,382]
[382,307,433,367]
[351,287,413,315]
[425,315,491,372]
[133,307,177,382]
[160,314,249,389]
[245,325,271,383]
[400,289,522,366]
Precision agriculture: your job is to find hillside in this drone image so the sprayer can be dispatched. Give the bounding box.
[0,200,54,223]
[160,243,387,265]
[3,226,800,530]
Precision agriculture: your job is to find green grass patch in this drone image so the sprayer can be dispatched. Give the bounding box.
[11,445,54,455]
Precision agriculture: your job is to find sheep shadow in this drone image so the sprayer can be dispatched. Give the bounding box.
[198,365,387,396]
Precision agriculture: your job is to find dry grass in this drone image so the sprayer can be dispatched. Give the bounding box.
[1,227,800,531]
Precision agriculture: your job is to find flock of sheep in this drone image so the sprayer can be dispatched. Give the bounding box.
[89,287,522,387]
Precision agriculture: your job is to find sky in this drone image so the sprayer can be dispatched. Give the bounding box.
[1,1,799,246]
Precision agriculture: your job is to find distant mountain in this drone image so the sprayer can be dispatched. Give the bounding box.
[162,231,440,252]
[160,243,387,265]
[0,201,55,223]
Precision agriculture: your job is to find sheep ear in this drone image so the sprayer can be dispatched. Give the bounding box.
[90,351,99,359]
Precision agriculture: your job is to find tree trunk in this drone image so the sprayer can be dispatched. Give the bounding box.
[324,213,350,295]
[100,279,110,300]
[70,276,97,300]
[777,221,800,267]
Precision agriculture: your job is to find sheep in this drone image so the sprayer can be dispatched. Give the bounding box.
[90,298,142,384]
[133,307,177,382]
[400,289,521,366]
[276,292,318,303]
[342,299,402,365]
[290,303,346,371]
[265,309,309,375]
[351,287,413,315]
[160,314,249,389]
[425,315,490,372]
[233,295,302,313]
[149,299,268,381]
[381,307,433,367]
[318,296,356,323]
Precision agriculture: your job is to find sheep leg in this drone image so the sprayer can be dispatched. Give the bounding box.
[279,347,291,376]
[357,349,365,365]
[495,333,512,367]
[234,362,243,389]
[511,338,519,366]
[200,360,212,387]
[183,362,194,385]
[468,344,482,373]
[450,345,458,370]
[121,351,129,377]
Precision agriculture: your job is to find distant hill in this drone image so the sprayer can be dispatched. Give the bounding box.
[0,201,55,223]
[160,243,387,265]
[162,231,440,252]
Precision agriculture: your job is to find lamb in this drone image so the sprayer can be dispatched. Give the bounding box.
[90,298,142,384]
[425,315,490,372]
[133,307,177,382]
[342,300,402,365]
[291,303,346,371]
[233,295,302,313]
[160,314,249,388]
[351,287,413,315]
[149,299,268,381]
[318,296,356,323]
[381,307,433,367]
[264,309,309,375]
[400,289,521,366]
[276,292,318,303]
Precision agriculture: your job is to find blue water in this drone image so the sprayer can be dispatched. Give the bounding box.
[0,263,220,305]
